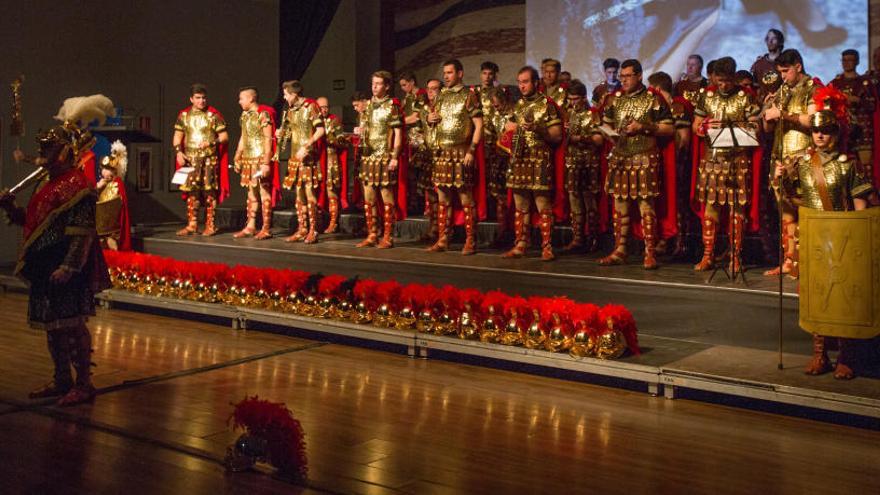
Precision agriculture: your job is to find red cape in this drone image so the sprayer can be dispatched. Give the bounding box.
[326,113,348,207]
[449,87,488,224]
[343,134,360,210]
[298,99,330,209]
[175,106,230,203]
[257,104,282,207]
[112,176,132,251]
[873,82,880,189]
[628,137,678,239]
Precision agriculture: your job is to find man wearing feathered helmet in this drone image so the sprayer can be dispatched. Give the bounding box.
[772,86,875,379]
[0,95,114,405]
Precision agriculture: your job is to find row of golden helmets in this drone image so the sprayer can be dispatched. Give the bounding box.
[109,268,628,360]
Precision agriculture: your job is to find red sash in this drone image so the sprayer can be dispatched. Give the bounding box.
[21,169,93,261]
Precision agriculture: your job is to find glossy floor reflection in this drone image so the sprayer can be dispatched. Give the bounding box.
[0,292,877,494]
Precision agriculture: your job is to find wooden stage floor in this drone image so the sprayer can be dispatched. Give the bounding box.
[0,292,878,494]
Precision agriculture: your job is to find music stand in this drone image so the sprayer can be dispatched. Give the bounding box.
[706,123,758,284]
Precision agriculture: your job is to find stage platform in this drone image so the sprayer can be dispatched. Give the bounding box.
[115,218,880,424]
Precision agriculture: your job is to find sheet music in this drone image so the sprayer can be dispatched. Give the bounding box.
[708,125,759,148]
[597,125,620,138]
[171,166,194,185]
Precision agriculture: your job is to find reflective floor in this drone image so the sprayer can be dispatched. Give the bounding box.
[0,292,876,494]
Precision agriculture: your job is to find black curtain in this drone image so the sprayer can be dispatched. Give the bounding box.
[277,0,341,107]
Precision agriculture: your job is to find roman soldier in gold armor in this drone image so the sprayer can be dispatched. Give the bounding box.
[691,57,761,274]
[398,72,433,239]
[538,58,568,108]
[397,71,428,218]
[562,79,604,252]
[416,79,443,242]
[172,84,229,237]
[503,66,564,261]
[649,71,694,258]
[591,58,621,107]
[762,49,820,277]
[599,59,675,269]
[317,96,345,234]
[772,104,875,379]
[233,86,277,240]
[277,80,326,244]
[356,70,406,249]
[674,55,708,108]
[96,140,131,251]
[426,59,484,255]
[485,84,515,246]
[831,49,875,181]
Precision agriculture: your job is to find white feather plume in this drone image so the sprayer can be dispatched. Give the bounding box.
[54,94,116,127]
[110,140,128,177]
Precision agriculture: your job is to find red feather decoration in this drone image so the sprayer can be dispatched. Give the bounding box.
[229,396,307,479]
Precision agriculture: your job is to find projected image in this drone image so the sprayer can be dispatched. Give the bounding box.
[526,0,868,86]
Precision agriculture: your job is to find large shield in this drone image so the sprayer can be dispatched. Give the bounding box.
[96,195,123,237]
[799,206,880,338]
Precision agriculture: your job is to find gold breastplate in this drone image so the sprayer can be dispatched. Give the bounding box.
[796,152,851,211]
[701,90,754,151]
[365,97,396,153]
[98,179,120,203]
[436,87,474,148]
[478,87,497,140]
[285,103,316,150]
[545,84,567,107]
[777,76,816,157]
[325,116,343,147]
[567,107,598,148]
[183,109,219,153]
[240,110,267,159]
[609,89,657,155]
[514,94,558,150]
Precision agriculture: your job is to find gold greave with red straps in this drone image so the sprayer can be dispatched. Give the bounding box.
[377,203,395,249]
[304,201,319,244]
[428,201,449,252]
[254,199,273,240]
[461,204,476,255]
[233,198,258,238]
[564,211,585,251]
[539,208,555,261]
[502,208,529,258]
[730,212,745,275]
[641,211,658,269]
[598,209,628,265]
[356,202,378,247]
[177,196,199,236]
[202,195,218,236]
[694,217,717,271]
[323,197,339,234]
[285,200,308,242]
